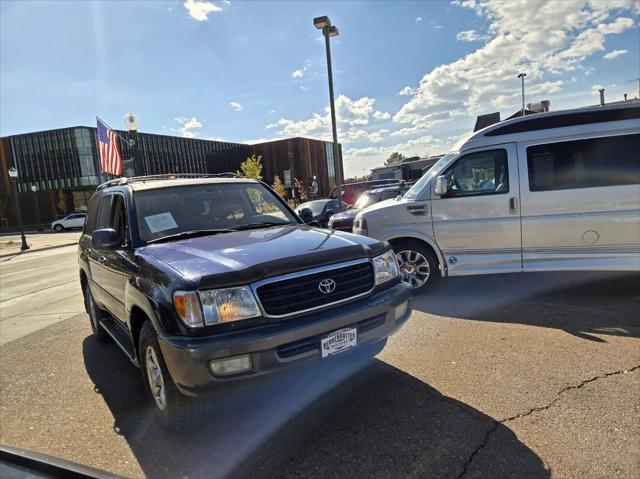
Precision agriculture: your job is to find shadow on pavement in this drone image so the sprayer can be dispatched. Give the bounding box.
[83,337,549,479]
[413,271,640,342]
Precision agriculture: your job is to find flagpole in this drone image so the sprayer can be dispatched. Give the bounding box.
[95,116,106,185]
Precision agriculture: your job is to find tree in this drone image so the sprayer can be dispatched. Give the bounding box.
[293,178,308,202]
[57,190,67,215]
[237,154,263,180]
[385,152,406,165]
[272,175,287,199]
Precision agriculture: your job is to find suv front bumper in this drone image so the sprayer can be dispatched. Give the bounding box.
[158,282,412,395]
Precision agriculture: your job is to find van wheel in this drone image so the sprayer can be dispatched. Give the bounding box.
[85,283,110,342]
[138,321,206,431]
[54,224,64,232]
[391,239,440,291]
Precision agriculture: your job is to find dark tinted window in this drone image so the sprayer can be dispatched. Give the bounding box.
[84,197,99,234]
[111,195,128,245]
[444,149,509,197]
[95,195,114,230]
[527,134,640,191]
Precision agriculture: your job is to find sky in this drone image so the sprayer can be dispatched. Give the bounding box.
[1,0,639,178]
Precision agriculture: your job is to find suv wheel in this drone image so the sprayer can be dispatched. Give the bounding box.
[54,224,64,232]
[85,283,110,342]
[391,239,440,291]
[138,321,206,431]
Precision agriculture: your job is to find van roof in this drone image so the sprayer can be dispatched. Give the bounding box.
[455,102,640,152]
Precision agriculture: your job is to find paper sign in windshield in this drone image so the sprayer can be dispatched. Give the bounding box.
[144,212,178,233]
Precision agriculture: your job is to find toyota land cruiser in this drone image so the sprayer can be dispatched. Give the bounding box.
[78,174,412,429]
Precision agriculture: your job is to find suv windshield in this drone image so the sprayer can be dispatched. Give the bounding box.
[134,182,297,242]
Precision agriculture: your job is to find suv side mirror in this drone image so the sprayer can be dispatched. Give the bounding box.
[92,228,120,250]
[434,175,448,196]
[325,209,337,217]
[298,207,314,224]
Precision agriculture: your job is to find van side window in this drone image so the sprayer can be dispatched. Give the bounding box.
[443,149,508,197]
[111,195,128,246]
[527,134,640,191]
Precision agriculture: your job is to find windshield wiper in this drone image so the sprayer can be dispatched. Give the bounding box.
[231,222,291,231]
[146,229,234,244]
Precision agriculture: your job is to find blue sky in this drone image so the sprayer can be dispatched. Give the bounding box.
[1,0,639,177]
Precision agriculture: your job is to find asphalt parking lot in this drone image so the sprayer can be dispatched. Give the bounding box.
[1,244,638,478]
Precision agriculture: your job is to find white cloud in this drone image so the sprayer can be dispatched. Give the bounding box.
[398,86,417,96]
[434,25,443,29]
[174,117,203,138]
[456,30,488,42]
[373,110,391,120]
[269,109,276,114]
[300,85,308,91]
[291,69,304,78]
[394,0,638,129]
[183,0,221,21]
[415,16,423,22]
[229,101,243,111]
[603,49,628,59]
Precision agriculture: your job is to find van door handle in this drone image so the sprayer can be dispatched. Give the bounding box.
[509,197,519,214]
[98,256,107,264]
[406,205,428,216]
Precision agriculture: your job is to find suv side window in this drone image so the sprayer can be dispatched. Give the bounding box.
[95,195,114,230]
[111,195,129,246]
[84,197,99,234]
[443,149,508,197]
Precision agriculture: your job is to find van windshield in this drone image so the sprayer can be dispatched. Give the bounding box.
[403,153,457,200]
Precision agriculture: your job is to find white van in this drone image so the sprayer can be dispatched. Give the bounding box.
[353,103,640,290]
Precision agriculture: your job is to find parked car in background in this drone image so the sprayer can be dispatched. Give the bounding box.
[79,175,411,429]
[329,179,401,205]
[51,213,86,232]
[295,199,349,227]
[329,184,410,232]
[354,103,640,290]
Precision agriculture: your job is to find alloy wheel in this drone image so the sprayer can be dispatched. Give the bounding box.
[145,345,167,411]
[395,250,430,289]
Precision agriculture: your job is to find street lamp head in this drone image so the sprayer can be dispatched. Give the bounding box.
[31,185,37,192]
[8,166,17,179]
[123,112,140,132]
[313,16,331,29]
[326,25,339,37]
[518,72,526,78]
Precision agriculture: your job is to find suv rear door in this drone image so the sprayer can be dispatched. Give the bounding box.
[430,143,522,275]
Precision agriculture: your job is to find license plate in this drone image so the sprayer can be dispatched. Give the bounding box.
[321,327,358,358]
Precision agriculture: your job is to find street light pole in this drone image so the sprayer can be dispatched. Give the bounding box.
[31,184,42,231]
[314,16,343,211]
[7,167,29,251]
[518,72,526,116]
[123,112,141,177]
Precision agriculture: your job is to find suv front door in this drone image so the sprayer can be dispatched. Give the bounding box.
[430,144,522,276]
[89,194,131,322]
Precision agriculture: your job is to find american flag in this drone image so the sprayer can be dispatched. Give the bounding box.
[96,118,122,176]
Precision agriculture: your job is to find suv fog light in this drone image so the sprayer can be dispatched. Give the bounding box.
[209,355,252,376]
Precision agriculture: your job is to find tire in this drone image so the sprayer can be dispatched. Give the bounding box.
[138,321,207,431]
[390,239,440,292]
[85,283,110,342]
[54,224,64,232]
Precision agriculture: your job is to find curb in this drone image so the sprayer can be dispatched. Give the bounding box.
[0,242,78,259]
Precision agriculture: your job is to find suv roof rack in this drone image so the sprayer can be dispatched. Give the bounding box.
[96,172,239,191]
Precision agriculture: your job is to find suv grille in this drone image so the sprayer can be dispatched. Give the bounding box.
[256,261,374,317]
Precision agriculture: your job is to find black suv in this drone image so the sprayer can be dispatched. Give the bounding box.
[79,175,412,429]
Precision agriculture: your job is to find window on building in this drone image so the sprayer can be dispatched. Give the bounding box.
[527,134,640,191]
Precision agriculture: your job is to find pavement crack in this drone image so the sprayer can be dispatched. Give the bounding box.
[454,364,640,479]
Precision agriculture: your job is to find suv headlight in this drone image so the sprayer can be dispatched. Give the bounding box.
[173,291,204,328]
[199,286,261,325]
[373,250,399,285]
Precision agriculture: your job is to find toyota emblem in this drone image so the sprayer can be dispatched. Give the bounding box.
[318,278,336,294]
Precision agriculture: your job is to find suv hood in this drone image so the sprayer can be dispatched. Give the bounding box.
[138,225,385,288]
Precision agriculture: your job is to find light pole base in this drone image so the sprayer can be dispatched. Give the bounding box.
[20,234,30,251]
